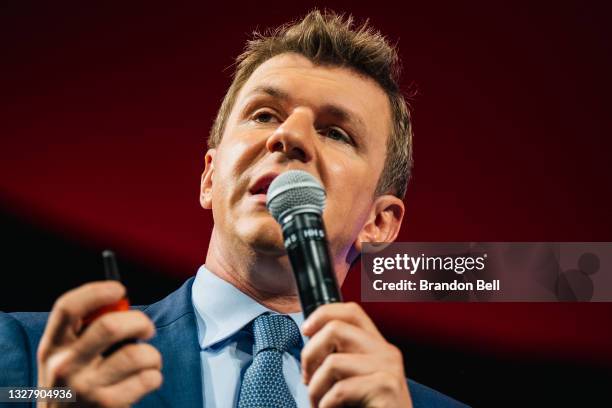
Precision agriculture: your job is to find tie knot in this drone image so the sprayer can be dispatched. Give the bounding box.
[252,314,303,355]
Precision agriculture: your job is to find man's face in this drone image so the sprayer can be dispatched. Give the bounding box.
[202,53,393,272]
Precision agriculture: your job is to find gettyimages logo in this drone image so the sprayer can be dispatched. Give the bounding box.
[372,253,487,275]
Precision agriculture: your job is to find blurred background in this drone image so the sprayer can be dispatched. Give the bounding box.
[1,1,611,406]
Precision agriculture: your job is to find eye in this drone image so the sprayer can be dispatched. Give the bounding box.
[321,126,353,145]
[252,110,278,124]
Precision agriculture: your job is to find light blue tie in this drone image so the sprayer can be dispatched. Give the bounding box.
[238,314,303,408]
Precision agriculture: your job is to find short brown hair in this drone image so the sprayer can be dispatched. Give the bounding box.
[209,9,413,198]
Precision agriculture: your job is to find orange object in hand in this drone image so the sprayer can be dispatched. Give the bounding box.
[82,297,131,327]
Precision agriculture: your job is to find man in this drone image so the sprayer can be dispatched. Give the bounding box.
[0,10,467,408]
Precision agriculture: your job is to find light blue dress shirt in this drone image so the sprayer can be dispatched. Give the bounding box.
[191,265,310,407]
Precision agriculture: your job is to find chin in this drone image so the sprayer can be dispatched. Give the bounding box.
[236,217,286,255]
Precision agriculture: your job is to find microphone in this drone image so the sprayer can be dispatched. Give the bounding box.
[266,170,343,317]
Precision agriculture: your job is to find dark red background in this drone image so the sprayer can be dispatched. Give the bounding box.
[1,1,611,404]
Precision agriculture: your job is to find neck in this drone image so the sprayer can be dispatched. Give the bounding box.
[204,227,303,314]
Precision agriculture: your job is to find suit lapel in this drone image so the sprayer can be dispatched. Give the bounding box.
[138,278,204,408]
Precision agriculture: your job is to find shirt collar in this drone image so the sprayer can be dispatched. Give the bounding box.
[191,265,308,350]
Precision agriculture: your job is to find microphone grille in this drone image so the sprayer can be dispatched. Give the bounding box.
[266,170,326,222]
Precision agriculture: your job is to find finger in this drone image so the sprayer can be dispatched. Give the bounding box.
[318,372,402,408]
[301,320,380,383]
[308,353,380,407]
[40,281,126,350]
[39,347,77,387]
[302,302,381,338]
[72,311,155,364]
[93,369,163,407]
[91,343,162,386]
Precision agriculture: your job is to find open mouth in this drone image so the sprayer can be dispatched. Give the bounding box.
[249,174,278,196]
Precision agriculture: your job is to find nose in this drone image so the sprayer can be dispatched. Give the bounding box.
[265,107,315,162]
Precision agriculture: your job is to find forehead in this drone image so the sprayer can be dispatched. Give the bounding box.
[236,53,391,145]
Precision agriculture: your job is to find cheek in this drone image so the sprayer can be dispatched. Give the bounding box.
[218,136,258,176]
[324,163,375,237]
[325,155,377,202]
[323,195,371,259]
[213,130,266,196]
[219,126,269,175]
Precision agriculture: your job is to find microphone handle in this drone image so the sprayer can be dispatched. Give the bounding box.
[281,212,343,317]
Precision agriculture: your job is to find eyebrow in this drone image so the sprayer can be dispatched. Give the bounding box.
[250,85,291,101]
[247,85,366,131]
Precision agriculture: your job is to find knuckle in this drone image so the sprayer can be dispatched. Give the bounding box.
[92,391,117,408]
[300,346,309,362]
[308,383,317,400]
[123,344,145,366]
[376,371,400,392]
[302,361,313,377]
[41,348,76,387]
[301,343,317,364]
[300,350,312,372]
[136,309,152,319]
[36,343,49,363]
[47,363,66,384]
[80,281,101,292]
[132,311,155,333]
[131,309,148,321]
[151,348,163,368]
[97,315,120,339]
[143,318,156,336]
[313,307,330,322]
[70,375,90,396]
[52,296,77,320]
[103,280,124,292]
[324,353,343,372]
[308,384,324,407]
[326,320,343,333]
[346,301,362,314]
[324,321,346,350]
[127,344,162,368]
[85,280,122,293]
[330,381,348,401]
[387,344,402,360]
[138,369,163,391]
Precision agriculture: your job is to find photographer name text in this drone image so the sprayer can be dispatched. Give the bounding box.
[372,279,500,292]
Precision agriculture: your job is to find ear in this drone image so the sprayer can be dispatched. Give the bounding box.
[353,194,405,254]
[199,149,216,209]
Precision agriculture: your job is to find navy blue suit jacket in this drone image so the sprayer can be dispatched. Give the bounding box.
[0,278,467,407]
